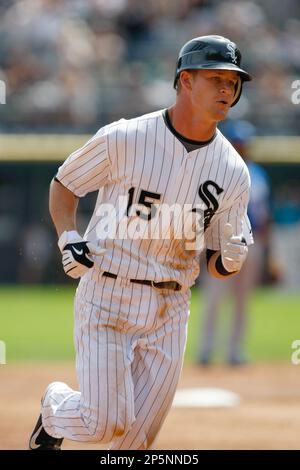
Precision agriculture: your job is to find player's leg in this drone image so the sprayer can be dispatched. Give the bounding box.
[110,288,190,450]
[198,274,228,364]
[228,242,263,363]
[41,274,135,443]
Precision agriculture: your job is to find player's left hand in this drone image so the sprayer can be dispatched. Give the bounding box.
[58,230,106,279]
[220,223,248,273]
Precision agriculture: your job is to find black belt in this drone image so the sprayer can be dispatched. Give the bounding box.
[102,271,181,291]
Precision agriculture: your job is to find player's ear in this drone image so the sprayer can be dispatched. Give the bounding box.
[179,71,194,92]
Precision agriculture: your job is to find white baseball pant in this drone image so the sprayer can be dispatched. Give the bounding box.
[42,269,190,450]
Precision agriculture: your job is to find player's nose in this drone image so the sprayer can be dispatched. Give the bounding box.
[219,80,234,96]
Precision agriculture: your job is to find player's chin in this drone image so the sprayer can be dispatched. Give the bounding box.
[213,107,230,121]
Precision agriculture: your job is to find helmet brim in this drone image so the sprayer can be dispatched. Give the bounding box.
[196,63,252,81]
[174,63,252,89]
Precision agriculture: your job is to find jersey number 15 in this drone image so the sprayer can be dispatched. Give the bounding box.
[126,187,162,221]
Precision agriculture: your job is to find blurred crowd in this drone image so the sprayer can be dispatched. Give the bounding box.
[1,0,300,134]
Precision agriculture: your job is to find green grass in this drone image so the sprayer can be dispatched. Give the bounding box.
[0,285,299,362]
[0,286,75,361]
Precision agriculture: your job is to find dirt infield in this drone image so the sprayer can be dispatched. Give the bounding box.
[1,362,300,450]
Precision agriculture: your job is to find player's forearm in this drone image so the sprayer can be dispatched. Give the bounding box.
[207,250,239,279]
[49,179,79,237]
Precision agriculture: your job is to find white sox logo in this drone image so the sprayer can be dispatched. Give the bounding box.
[192,180,224,231]
[226,43,238,64]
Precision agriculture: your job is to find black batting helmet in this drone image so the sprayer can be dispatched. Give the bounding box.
[174,35,252,106]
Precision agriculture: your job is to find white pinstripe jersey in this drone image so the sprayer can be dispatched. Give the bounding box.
[56,109,253,288]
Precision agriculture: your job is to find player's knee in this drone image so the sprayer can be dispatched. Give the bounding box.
[83,408,133,443]
[87,419,131,444]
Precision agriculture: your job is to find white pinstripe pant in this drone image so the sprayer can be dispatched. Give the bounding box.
[42,269,190,450]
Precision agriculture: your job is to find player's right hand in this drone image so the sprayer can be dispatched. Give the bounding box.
[58,230,106,279]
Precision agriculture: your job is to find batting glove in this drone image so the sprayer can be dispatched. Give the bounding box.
[220,223,248,273]
[58,230,106,279]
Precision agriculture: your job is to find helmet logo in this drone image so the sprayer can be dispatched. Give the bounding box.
[226,43,238,64]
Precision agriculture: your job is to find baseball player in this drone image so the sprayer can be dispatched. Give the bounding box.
[29,35,253,450]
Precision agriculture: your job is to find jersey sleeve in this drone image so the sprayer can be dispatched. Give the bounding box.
[204,180,254,251]
[56,129,111,197]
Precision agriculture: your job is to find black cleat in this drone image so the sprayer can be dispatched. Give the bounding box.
[29,414,63,450]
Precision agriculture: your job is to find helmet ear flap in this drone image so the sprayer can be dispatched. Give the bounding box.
[174,58,182,89]
[231,76,242,107]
